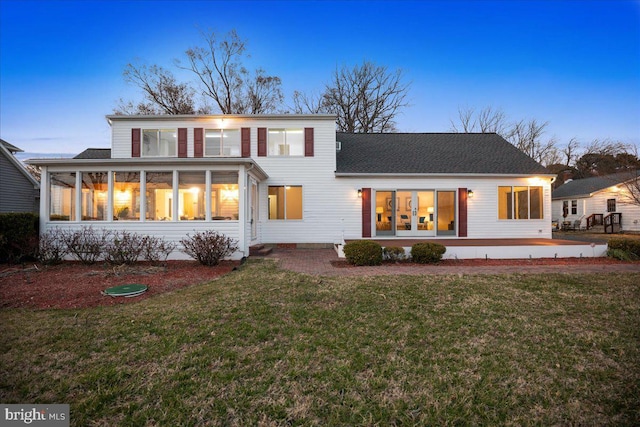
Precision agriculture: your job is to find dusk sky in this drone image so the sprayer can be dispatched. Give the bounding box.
[1,0,639,157]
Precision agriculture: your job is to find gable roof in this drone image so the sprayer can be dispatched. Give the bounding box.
[335,133,551,175]
[0,138,23,153]
[74,148,111,159]
[552,170,640,199]
[0,141,40,188]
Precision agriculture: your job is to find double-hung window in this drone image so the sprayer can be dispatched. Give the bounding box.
[268,129,304,156]
[142,129,176,157]
[607,198,616,212]
[498,186,543,220]
[205,129,241,156]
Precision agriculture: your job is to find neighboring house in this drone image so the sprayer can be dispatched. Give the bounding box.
[552,171,640,233]
[0,139,40,213]
[29,114,561,260]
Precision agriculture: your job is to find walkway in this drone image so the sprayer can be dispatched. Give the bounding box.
[263,248,640,276]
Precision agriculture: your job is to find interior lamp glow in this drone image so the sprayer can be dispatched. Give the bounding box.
[222,188,239,201]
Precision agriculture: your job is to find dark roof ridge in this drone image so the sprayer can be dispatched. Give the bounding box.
[336,132,499,135]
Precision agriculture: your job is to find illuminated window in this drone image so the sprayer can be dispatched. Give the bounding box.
[49,172,76,221]
[268,129,304,156]
[142,129,176,157]
[268,186,302,220]
[178,172,206,221]
[113,172,141,220]
[498,186,543,220]
[211,172,239,220]
[146,172,173,220]
[205,129,241,156]
[81,172,109,221]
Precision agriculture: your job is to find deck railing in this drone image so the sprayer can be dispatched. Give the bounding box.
[604,213,622,234]
[586,213,603,230]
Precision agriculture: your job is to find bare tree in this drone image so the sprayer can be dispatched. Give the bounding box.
[178,29,283,114]
[450,106,509,134]
[293,61,410,132]
[324,61,410,132]
[562,137,581,166]
[237,69,284,114]
[509,119,558,165]
[117,64,197,115]
[619,170,640,206]
[450,106,558,165]
[291,90,327,114]
[116,29,283,115]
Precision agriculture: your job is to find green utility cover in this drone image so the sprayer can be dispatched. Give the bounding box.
[104,284,148,297]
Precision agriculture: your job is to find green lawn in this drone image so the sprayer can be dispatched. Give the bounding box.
[2,260,639,426]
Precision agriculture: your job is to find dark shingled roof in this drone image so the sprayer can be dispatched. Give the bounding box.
[74,148,112,159]
[552,170,640,199]
[335,133,550,175]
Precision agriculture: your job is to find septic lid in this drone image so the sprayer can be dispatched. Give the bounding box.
[104,284,148,297]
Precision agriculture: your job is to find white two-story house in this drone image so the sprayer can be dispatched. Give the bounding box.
[30,114,592,260]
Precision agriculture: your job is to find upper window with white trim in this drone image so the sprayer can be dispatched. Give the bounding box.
[268,129,304,156]
[205,129,241,157]
[143,129,176,157]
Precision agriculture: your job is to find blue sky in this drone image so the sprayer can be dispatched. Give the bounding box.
[1,0,639,156]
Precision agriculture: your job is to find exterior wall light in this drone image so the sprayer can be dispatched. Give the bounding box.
[467,190,474,198]
[357,189,362,198]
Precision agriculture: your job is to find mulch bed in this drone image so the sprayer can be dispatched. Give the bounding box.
[330,257,632,268]
[0,261,237,310]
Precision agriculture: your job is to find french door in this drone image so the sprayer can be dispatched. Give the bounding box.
[375,189,456,237]
[395,191,435,236]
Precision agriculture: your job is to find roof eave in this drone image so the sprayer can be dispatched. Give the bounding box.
[0,144,40,188]
[335,172,556,179]
[26,157,269,180]
[106,113,336,125]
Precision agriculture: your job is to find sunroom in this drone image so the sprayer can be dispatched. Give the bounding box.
[31,157,268,259]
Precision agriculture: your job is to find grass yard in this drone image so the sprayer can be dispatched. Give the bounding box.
[1,260,639,426]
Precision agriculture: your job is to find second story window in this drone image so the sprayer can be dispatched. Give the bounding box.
[205,129,241,156]
[268,129,304,156]
[143,129,176,157]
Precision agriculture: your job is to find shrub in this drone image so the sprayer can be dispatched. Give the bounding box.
[607,238,640,259]
[607,248,636,261]
[0,212,39,263]
[411,242,446,264]
[60,226,111,264]
[104,231,146,265]
[383,246,407,262]
[180,230,238,266]
[38,228,68,265]
[343,240,383,266]
[140,235,176,264]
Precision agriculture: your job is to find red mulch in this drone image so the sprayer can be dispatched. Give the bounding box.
[0,261,237,310]
[331,257,632,268]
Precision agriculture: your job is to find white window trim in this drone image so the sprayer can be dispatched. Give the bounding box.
[498,185,545,221]
[267,128,305,157]
[141,129,178,158]
[204,128,241,157]
[268,185,304,220]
